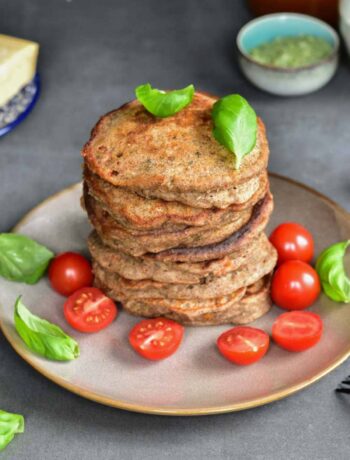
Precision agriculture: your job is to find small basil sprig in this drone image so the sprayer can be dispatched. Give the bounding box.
[0,409,24,452]
[212,94,257,169]
[316,240,350,303]
[135,83,194,117]
[14,297,80,361]
[0,233,54,284]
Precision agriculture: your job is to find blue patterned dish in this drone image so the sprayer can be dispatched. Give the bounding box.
[0,73,40,137]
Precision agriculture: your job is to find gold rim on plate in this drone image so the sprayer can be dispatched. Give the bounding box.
[1,172,350,416]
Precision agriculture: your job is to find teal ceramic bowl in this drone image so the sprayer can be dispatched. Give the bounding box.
[237,13,339,96]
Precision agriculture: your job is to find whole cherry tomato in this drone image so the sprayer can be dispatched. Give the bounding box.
[271,260,320,310]
[49,252,93,296]
[270,222,314,264]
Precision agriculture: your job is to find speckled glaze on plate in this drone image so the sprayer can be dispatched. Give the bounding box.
[0,174,350,416]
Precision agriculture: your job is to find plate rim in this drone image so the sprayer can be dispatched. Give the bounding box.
[1,172,350,416]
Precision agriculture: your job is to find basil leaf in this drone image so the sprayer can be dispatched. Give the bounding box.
[0,409,24,452]
[212,94,257,169]
[135,83,194,117]
[316,240,350,303]
[0,233,54,284]
[14,297,80,361]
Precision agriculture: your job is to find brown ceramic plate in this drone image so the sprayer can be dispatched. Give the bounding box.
[0,174,350,416]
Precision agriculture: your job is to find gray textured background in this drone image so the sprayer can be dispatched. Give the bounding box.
[1,1,350,459]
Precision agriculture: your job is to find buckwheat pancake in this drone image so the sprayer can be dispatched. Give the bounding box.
[154,191,273,262]
[91,242,277,300]
[83,183,255,236]
[82,92,269,206]
[84,167,268,231]
[94,275,272,326]
[84,192,253,256]
[88,231,269,284]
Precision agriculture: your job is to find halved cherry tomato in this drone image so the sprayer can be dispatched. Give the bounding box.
[217,326,270,365]
[270,222,314,264]
[64,287,117,333]
[271,260,320,310]
[49,252,93,296]
[272,311,323,352]
[129,318,184,360]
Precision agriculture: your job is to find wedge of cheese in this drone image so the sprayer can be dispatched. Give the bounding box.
[0,34,39,107]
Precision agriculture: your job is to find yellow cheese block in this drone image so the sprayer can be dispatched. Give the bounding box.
[0,34,39,107]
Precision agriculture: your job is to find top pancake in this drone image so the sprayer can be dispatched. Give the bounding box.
[82,91,269,196]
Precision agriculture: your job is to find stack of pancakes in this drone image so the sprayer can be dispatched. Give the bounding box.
[82,92,277,326]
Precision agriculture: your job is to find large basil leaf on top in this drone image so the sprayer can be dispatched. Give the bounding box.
[212,94,257,169]
[14,297,80,361]
[0,409,24,452]
[135,83,194,118]
[0,233,54,284]
[316,240,350,303]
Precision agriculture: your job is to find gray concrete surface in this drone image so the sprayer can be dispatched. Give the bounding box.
[0,1,350,459]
